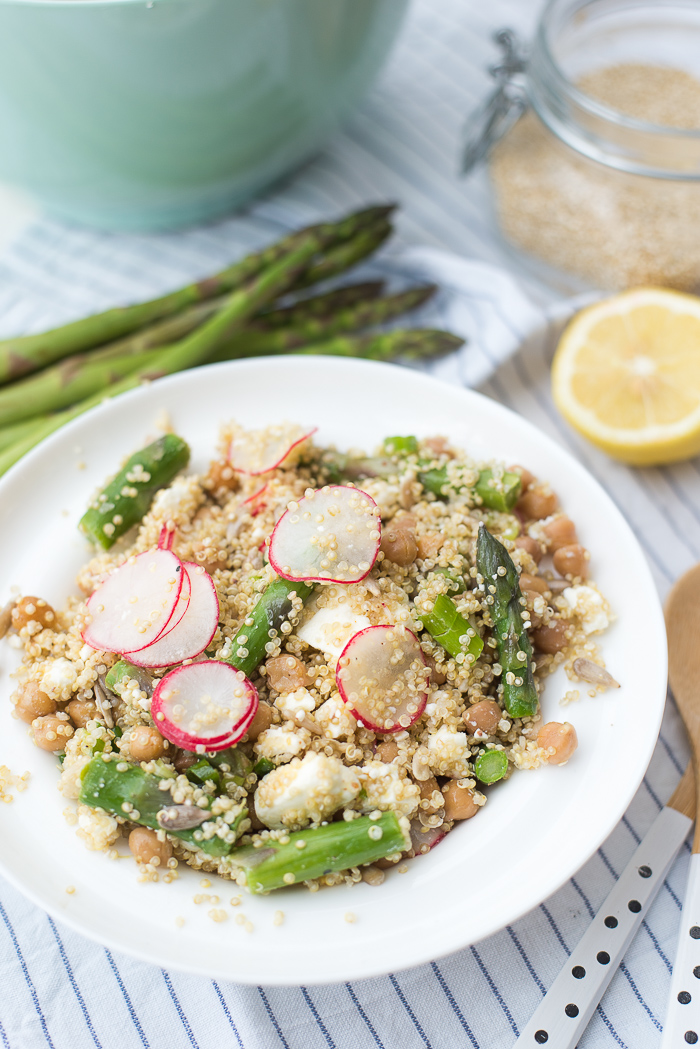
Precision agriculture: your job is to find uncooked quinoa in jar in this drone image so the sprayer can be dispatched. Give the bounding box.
[469,0,700,291]
[3,420,618,897]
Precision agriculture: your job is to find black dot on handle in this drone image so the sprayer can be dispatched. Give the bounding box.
[597,952,610,965]
[680,992,692,1005]
[694,967,700,979]
[628,900,642,913]
[638,865,652,878]
[572,966,585,979]
[689,927,700,939]
[604,916,618,928]
[685,1032,698,1044]
[534,1032,548,1044]
[565,1004,579,1018]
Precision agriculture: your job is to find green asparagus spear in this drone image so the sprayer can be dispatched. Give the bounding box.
[295,328,463,362]
[476,524,538,719]
[229,811,406,893]
[420,593,484,663]
[256,281,385,327]
[79,755,247,857]
[292,219,394,291]
[419,465,521,511]
[0,227,329,478]
[79,434,190,549]
[474,749,509,784]
[214,285,438,361]
[224,577,315,678]
[383,435,419,456]
[0,204,394,382]
[0,416,50,453]
[104,660,154,697]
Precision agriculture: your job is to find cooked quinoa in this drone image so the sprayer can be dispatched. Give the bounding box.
[4,424,614,893]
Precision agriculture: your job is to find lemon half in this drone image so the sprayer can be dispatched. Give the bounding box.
[552,287,700,465]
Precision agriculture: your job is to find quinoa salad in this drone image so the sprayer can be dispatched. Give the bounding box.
[3,422,617,895]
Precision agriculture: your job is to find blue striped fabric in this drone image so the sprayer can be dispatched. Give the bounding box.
[0,0,692,1046]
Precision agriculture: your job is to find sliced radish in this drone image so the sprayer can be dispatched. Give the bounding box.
[83,550,183,654]
[151,660,258,751]
[157,524,175,551]
[151,565,191,644]
[228,423,317,476]
[336,624,429,734]
[269,486,381,584]
[124,563,219,668]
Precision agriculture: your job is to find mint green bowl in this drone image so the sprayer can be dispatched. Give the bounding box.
[0,0,408,230]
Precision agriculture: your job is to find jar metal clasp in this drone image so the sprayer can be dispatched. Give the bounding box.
[460,29,529,174]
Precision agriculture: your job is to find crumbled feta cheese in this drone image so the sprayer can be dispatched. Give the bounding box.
[150,477,203,526]
[297,602,371,659]
[314,694,357,740]
[354,760,420,817]
[254,726,309,765]
[41,658,78,700]
[76,805,119,850]
[426,725,470,777]
[562,585,610,634]
[255,752,360,830]
[274,688,316,723]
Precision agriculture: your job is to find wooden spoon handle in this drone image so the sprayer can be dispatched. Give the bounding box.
[662,854,700,1047]
[515,804,692,1048]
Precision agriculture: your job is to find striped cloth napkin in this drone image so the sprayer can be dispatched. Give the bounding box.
[0,0,693,1044]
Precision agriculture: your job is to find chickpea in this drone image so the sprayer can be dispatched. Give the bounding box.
[537,721,578,765]
[425,653,447,685]
[66,698,98,728]
[443,781,480,821]
[0,600,13,640]
[418,775,443,816]
[510,465,535,493]
[380,523,418,567]
[522,590,545,629]
[246,702,274,742]
[14,681,56,723]
[128,827,172,867]
[361,866,386,886]
[543,515,578,552]
[12,596,56,632]
[553,544,589,580]
[417,533,444,560]
[464,700,502,735]
[206,459,239,493]
[376,740,399,763]
[532,620,571,654]
[424,436,451,456]
[265,654,310,693]
[519,573,550,596]
[32,715,74,752]
[130,725,167,762]
[517,487,558,521]
[514,535,543,564]
[375,852,404,870]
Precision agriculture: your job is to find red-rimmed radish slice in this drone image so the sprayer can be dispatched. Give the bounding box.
[157,524,175,551]
[269,485,381,584]
[228,423,317,476]
[124,563,219,668]
[336,624,429,734]
[152,565,191,643]
[83,550,183,654]
[151,660,258,752]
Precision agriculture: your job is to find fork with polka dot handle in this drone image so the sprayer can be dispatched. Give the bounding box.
[514,764,693,1048]
[662,563,700,1047]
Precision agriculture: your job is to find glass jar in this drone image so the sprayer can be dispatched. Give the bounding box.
[464,0,700,291]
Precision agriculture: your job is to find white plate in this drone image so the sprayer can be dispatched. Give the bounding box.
[0,356,666,985]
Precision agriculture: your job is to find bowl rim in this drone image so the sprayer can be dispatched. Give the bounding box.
[0,355,667,984]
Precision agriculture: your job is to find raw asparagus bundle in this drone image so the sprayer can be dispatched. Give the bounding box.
[475,524,538,719]
[0,204,465,480]
[0,204,394,381]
